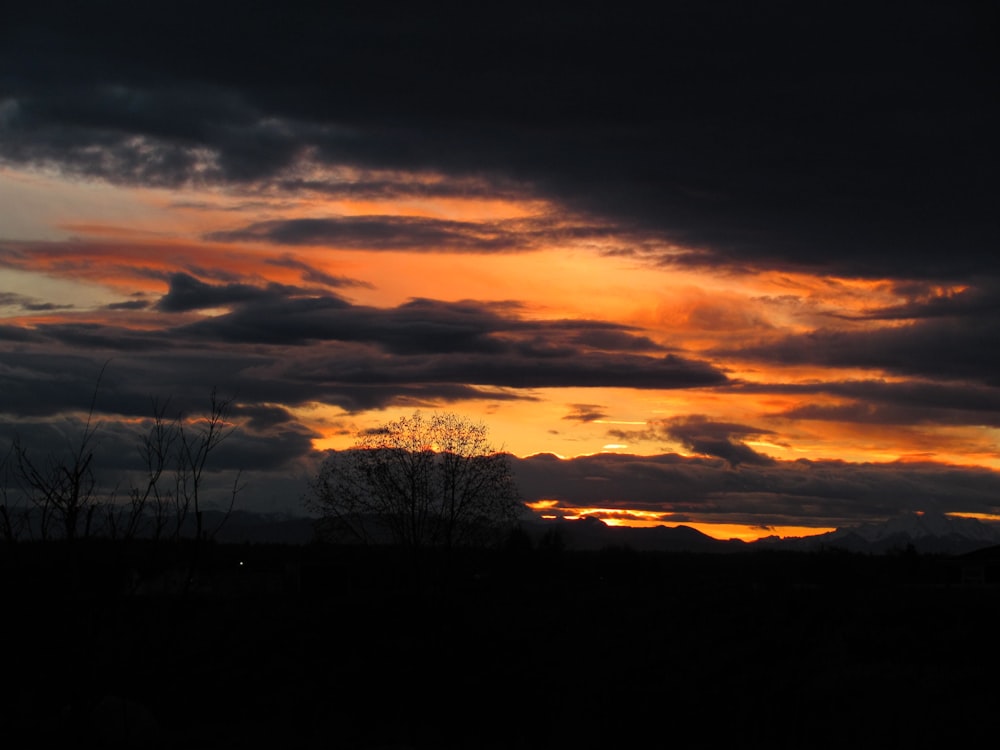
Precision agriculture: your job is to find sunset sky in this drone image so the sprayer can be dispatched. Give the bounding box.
[2,1,999,541]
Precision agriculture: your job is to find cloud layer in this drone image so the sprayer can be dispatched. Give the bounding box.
[2,1,999,531]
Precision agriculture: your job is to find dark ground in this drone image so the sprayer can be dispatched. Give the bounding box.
[3,540,1000,748]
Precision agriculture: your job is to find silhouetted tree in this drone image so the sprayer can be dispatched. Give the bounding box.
[103,396,177,542]
[11,364,107,541]
[173,387,242,543]
[101,390,243,545]
[2,368,242,545]
[307,411,522,549]
[0,442,27,543]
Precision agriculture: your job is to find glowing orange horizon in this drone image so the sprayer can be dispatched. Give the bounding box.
[525,501,836,542]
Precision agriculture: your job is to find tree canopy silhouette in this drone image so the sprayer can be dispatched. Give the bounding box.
[307,412,522,549]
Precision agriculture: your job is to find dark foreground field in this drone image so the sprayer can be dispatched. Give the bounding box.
[3,540,1000,748]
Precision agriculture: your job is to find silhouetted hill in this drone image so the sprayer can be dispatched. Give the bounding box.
[200,509,1000,556]
[518,515,747,552]
[499,511,1000,556]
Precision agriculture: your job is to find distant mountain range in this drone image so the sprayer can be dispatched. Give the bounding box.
[756,511,1000,556]
[518,511,1000,556]
[210,509,1000,556]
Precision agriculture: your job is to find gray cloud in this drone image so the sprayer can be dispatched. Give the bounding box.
[717,378,1000,429]
[0,277,726,421]
[208,214,636,254]
[208,216,536,253]
[846,280,1000,321]
[663,416,777,467]
[569,329,663,352]
[725,317,1000,385]
[2,2,994,280]
[231,403,297,431]
[105,299,151,311]
[263,255,373,289]
[0,291,73,312]
[165,280,672,361]
[563,404,607,423]
[0,324,43,343]
[176,295,510,352]
[512,451,1000,530]
[155,272,345,313]
[272,173,528,202]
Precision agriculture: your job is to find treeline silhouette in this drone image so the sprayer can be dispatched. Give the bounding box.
[3,536,1000,748]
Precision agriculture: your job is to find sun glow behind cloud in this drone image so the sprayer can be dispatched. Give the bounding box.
[2,124,999,535]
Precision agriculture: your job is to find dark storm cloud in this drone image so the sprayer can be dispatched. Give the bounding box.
[210,215,631,254]
[0,283,725,420]
[302,383,529,414]
[726,316,1000,385]
[0,344,535,420]
[663,417,776,467]
[0,77,303,185]
[512,452,1000,529]
[604,417,779,465]
[569,329,663,352]
[781,401,1000,428]
[209,426,320,472]
[0,354,155,419]
[0,348,320,424]
[393,351,724,390]
[6,273,717,410]
[231,403,297,432]
[163,281,725,390]
[0,324,43,342]
[3,1,995,279]
[0,412,319,509]
[272,172,528,202]
[209,216,540,253]
[176,295,509,352]
[24,323,170,351]
[155,272,346,313]
[727,379,1000,428]
[169,281,666,358]
[853,280,1000,321]
[723,279,1000,399]
[0,358,322,475]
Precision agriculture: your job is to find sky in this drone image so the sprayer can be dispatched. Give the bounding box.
[2,1,999,541]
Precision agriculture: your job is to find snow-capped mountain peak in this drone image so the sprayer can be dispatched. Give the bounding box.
[848,511,1000,544]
